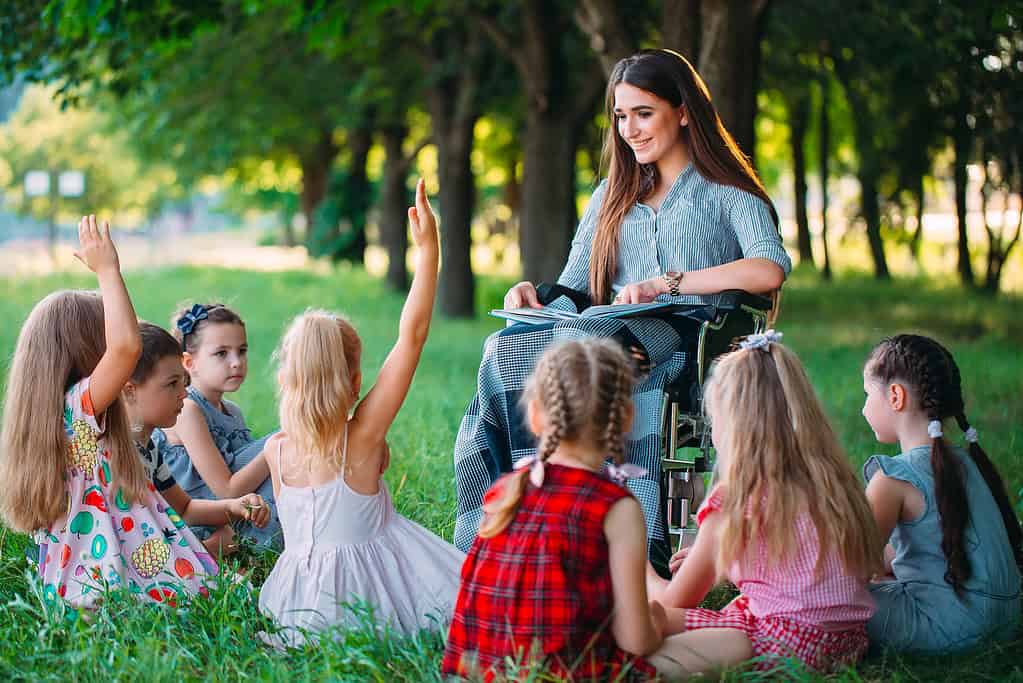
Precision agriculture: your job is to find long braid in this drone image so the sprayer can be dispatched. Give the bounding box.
[601,351,631,466]
[538,364,569,462]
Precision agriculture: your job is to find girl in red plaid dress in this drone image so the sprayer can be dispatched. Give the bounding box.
[442,339,666,681]
[646,333,885,677]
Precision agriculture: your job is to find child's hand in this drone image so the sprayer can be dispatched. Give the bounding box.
[229,494,270,527]
[407,178,438,253]
[73,215,120,274]
[668,545,690,574]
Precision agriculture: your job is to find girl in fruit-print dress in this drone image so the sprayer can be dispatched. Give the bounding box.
[0,215,219,608]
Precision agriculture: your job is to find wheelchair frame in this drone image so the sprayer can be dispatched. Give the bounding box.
[660,291,777,553]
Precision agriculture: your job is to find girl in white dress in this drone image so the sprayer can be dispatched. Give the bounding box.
[258,180,464,645]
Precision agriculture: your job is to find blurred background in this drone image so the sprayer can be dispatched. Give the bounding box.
[1,0,1021,316]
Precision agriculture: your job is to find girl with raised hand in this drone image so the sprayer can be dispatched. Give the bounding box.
[647,333,883,677]
[861,334,1021,653]
[258,180,464,646]
[0,216,218,608]
[443,338,664,681]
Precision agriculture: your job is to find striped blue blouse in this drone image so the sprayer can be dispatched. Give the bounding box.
[557,164,792,304]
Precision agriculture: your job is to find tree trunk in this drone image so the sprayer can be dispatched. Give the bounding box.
[574,0,634,77]
[818,72,832,280]
[425,32,482,318]
[343,126,373,265]
[299,127,338,243]
[952,96,975,288]
[697,0,765,158]
[789,88,813,267]
[908,174,925,265]
[380,126,411,291]
[663,0,701,64]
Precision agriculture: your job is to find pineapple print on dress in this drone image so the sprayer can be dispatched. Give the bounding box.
[68,419,101,474]
[131,538,171,578]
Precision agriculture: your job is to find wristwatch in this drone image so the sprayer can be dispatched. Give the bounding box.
[662,271,684,297]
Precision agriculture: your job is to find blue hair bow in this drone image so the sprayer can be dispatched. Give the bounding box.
[176,304,209,343]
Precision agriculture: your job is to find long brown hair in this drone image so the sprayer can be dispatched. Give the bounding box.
[479,339,636,538]
[0,291,147,532]
[275,310,362,466]
[866,335,1023,591]
[705,340,884,579]
[590,49,779,305]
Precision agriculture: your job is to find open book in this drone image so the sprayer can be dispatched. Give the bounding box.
[490,301,690,325]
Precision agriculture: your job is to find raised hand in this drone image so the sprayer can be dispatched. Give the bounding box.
[668,545,690,574]
[73,215,120,274]
[407,178,439,253]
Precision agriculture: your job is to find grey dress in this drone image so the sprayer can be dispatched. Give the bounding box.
[154,386,281,548]
[864,445,1021,654]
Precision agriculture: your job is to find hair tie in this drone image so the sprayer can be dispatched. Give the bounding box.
[927,420,943,439]
[514,454,546,488]
[739,329,783,351]
[176,304,210,349]
[606,462,647,485]
[963,426,979,443]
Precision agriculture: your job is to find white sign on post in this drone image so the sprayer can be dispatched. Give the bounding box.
[24,170,50,197]
[58,170,85,197]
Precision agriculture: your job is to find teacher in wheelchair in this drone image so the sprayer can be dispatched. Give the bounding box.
[453,48,791,558]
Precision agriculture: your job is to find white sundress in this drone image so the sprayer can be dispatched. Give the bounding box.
[258,429,465,644]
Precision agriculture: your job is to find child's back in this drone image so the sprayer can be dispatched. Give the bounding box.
[866,444,1021,651]
[259,430,463,643]
[444,463,656,681]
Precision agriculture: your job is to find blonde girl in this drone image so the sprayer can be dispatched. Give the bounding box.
[443,338,665,682]
[647,332,883,677]
[0,217,218,608]
[258,180,464,645]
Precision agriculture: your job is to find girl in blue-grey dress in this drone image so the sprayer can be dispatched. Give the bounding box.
[153,303,281,548]
[861,334,1022,653]
[452,49,791,556]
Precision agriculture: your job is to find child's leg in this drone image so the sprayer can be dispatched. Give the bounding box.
[647,628,754,680]
[202,525,237,558]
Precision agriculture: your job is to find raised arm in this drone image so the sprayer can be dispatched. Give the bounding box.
[74,215,141,413]
[170,401,270,499]
[653,508,722,609]
[351,179,439,443]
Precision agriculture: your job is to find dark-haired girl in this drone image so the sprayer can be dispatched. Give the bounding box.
[862,334,1021,653]
[454,49,791,555]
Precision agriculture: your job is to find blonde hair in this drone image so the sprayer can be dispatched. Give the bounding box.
[276,310,362,464]
[479,338,636,538]
[704,340,883,579]
[0,291,147,532]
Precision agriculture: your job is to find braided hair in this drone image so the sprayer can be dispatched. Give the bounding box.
[867,335,1023,592]
[478,339,636,538]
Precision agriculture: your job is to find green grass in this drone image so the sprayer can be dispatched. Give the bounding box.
[0,263,1021,680]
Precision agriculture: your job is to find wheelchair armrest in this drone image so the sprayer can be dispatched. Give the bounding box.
[714,290,773,313]
[536,283,593,311]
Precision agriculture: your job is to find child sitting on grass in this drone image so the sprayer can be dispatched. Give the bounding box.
[861,334,1022,653]
[647,332,883,677]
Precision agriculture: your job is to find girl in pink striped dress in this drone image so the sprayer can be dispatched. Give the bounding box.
[647,332,885,677]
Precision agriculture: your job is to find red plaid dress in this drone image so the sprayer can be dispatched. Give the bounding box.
[683,486,873,672]
[442,464,657,682]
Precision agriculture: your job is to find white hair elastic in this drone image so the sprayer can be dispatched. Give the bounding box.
[927,420,943,438]
[739,329,783,351]
[964,426,979,443]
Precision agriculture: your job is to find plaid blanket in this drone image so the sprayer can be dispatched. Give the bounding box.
[452,295,689,555]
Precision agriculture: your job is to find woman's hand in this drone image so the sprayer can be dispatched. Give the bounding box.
[504,281,543,309]
[74,215,121,274]
[612,276,666,305]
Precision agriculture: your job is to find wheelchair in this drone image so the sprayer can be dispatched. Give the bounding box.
[533,284,778,568]
[657,290,777,560]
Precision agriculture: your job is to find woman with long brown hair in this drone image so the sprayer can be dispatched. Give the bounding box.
[453,49,791,557]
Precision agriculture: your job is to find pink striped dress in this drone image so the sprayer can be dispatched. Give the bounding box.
[685,485,875,672]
